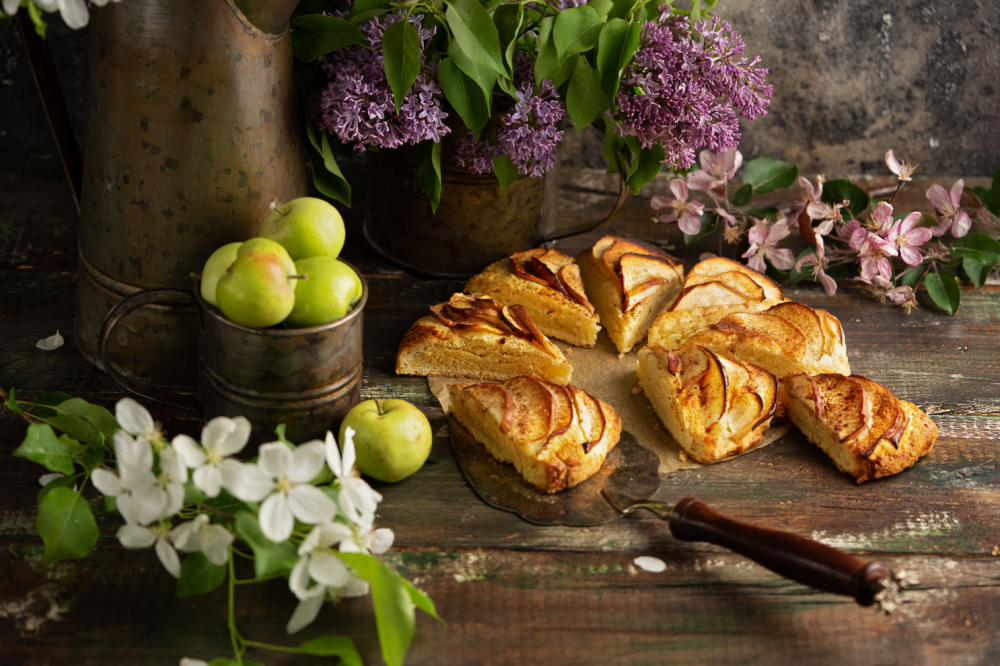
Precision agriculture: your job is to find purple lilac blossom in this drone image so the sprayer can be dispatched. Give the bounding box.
[614,12,771,170]
[308,11,449,151]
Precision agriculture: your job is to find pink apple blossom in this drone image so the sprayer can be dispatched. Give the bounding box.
[795,234,838,295]
[742,218,795,273]
[686,148,743,192]
[651,179,705,235]
[887,212,933,265]
[927,180,972,237]
[885,150,918,182]
[854,230,898,281]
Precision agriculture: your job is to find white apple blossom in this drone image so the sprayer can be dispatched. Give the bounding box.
[2,1,21,18]
[173,415,252,498]
[115,397,165,447]
[92,430,163,524]
[286,521,368,634]
[178,659,209,666]
[325,428,381,527]
[36,330,64,350]
[341,523,394,555]
[116,521,182,577]
[221,441,336,543]
[170,513,234,566]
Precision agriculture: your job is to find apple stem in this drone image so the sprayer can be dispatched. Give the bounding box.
[375,398,385,416]
[289,274,308,280]
[269,197,282,211]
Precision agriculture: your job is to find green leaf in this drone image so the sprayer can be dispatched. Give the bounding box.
[493,4,524,73]
[290,15,366,62]
[553,5,605,63]
[233,512,298,579]
[446,0,507,77]
[447,40,498,104]
[415,140,443,213]
[177,552,227,598]
[437,58,490,139]
[347,0,393,24]
[924,271,961,315]
[14,424,76,475]
[821,179,870,218]
[742,157,798,194]
[37,473,76,504]
[27,2,48,39]
[304,127,352,206]
[402,578,444,623]
[382,20,422,114]
[898,264,928,289]
[745,206,781,221]
[34,395,116,447]
[492,155,522,191]
[962,257,992,288]
[81,442,105,474]
[682,212,719,246]
[534,18,578,88]
[337,553,416,666]
[299,635,364,666]
[625,144,665,195]
[606,0,637,21]
[971,186,996,215]
[566,58,610,132]
[36,487,98,566]
[596,19,640,101]
[730,183,753,206]
[951,231,1000,263]
[587,0,615,20]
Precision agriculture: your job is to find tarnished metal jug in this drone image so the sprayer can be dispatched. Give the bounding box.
[75,0,307,389]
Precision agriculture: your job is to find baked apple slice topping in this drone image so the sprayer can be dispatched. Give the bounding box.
[696,347,730,432]
[669,281,755,311]
[509,248,594,311]
[430,294,564,358]
[568,385,607,453]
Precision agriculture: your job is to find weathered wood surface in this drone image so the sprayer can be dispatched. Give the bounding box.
[2,158,999,665]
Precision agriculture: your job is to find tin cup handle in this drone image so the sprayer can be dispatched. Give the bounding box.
[99,288,203,416]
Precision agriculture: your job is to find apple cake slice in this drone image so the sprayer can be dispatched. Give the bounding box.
[637,344,779,464]
[576,235,684,353]
[781,373,937,483]
[448,375,622,493]
[396,293,573,385]
[685,301,851,378]
[647,256,786,349]
[465,247,601,347]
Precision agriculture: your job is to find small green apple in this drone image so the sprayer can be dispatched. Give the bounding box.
[285,257,363,328]
[339,398,432,483]
[216,244,297,328]
[236,237,298,286]
[260,196,346,261]
[199,241,242,307]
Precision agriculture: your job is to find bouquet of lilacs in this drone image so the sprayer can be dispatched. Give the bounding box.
[5,389,440,666]
[291,0,771,209]
[650,148,1000,315]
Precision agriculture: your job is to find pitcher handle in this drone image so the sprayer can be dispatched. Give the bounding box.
[100,288,203,415]
[539,150,632,244]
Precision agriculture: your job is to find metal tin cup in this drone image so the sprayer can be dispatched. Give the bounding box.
[99,269,366,446]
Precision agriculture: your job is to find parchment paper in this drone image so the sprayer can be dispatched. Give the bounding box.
[428,334,789,475]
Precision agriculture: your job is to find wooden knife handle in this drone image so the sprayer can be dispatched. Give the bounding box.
[669,497,888,606]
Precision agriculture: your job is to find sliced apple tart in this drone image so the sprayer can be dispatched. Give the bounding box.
[448,375,622,493]
[781,373,937,483]
[637,344,779,464]
[464,247,601,347]
[685,301,851,379]
[396,293,573,385]
[647,256,786,349]
[576,235,684,353]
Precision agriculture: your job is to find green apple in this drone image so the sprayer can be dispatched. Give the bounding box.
[216,242,297,328]
[260,196,346,261]
[339,398,432,483]
[199,241,242,307]
[285,257,363,328]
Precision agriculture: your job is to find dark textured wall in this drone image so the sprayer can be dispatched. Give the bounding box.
[2,1,998,177]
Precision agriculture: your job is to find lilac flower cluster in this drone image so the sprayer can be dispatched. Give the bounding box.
[308,12,449,151]
[614,12,772,170]
[456,55,566,178]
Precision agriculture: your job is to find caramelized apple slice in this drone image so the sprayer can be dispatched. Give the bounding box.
[525,377,574,450]
[511,304,562,358]
[696,347,730,431]
[814,375,869,443]
[568,386,607,453]
[619,252,678,309]
[686,257,784,301]
[766,302,825,359]
[712,312,807,360]
[510,255,551,287]
[464,382,515,433]
[502,376,555,444]
[590,236,618,281]
[670,281,754,311]
[728,391,765,441]
[557,264,594,311]
[529,256,573,300]
[534,248,574,273]
[685,270,767,302]
[499,306,534,339]
[852,376,904,456]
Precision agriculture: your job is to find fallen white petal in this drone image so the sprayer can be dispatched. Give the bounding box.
[286,591,325,634]
[36,331,64,350]
[38,472,65,487]
[633,556,667,573]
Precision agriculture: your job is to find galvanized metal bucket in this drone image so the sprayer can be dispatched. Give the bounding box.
[99,273,366,446]
[75,0,308,390]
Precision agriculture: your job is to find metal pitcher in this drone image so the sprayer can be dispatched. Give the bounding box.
[74,0,307,389]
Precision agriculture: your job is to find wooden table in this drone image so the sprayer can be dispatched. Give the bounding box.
[2,156,999,664]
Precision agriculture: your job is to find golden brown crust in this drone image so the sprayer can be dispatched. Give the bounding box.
[637,345,778,464]
[465,249,600,348]
[781,373,937,482]
[448,376,622,493]
[396,294,573,385]
[577,236,684,353]
[684,300,851,378]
